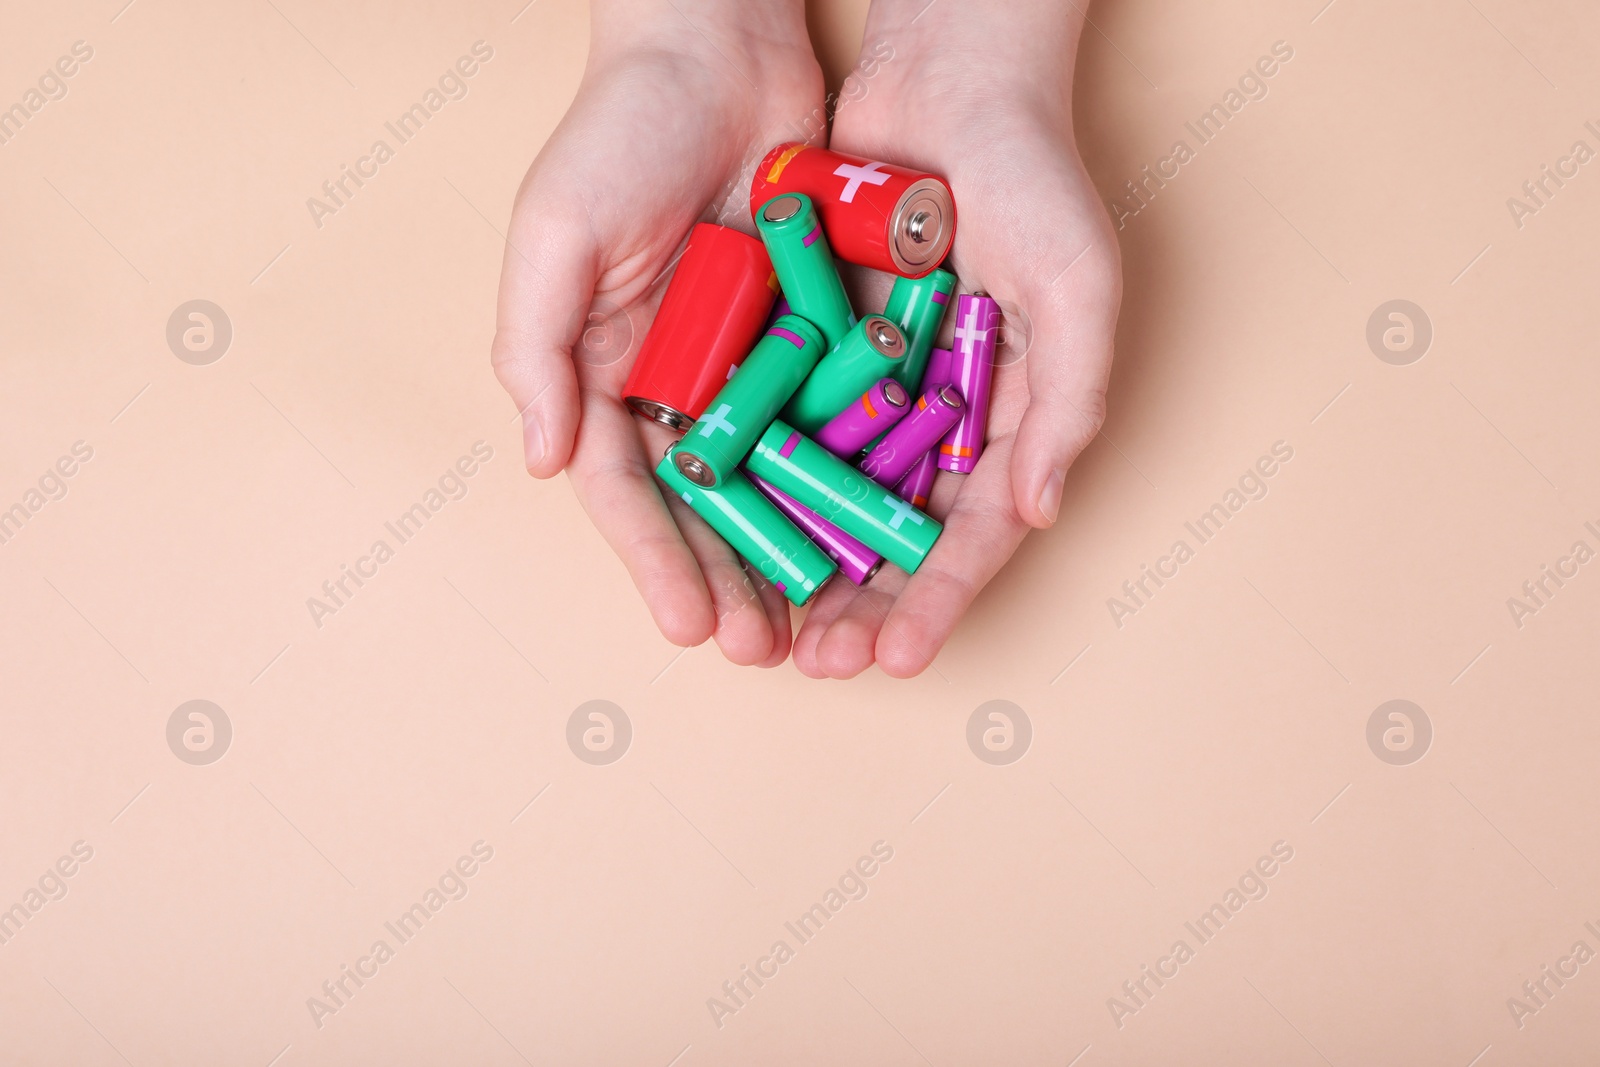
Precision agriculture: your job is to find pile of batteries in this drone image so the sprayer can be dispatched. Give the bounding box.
[622,143,997,607]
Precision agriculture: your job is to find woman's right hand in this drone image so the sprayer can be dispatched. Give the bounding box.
[492,1,825,667]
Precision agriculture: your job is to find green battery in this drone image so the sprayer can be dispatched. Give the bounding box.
[656,445,837,606]
[745,419,941,575]
[673,314,826,488]
[782,315,907,435]
[884,268,956,389]
[756,194,855,349]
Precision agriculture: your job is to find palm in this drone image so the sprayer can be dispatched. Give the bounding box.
[494,42,827,665]
[792,71,1121,678]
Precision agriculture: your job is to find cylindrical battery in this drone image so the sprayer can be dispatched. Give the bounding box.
[755,194,855,349]
[939,293,1000,473]
[746,420,941,575]
[861,385,965,487]
[815,377,909,458]
[749,473,883,586]
[894,345,952,506]
[672,315,826,488]
[655,446,836,606]
[894,453,937,510]
[884,268,956,389]
[624,223,777,431]
[783,315,906,435]
[750,144,956,279]
[920,346,954,393]
[761,295,793,333]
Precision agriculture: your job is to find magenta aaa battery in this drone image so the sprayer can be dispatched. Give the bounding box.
[749,473,883,586]
[861,385,964,487]
[920,346,953,393]
[894,452,937,509]
[862,347,952,467]
[814,377,910,458]
[783,315,907,435]
[939,293,1000,473]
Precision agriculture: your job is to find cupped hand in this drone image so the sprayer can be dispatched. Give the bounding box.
[492,6,824,666]
[794,2,1123,678]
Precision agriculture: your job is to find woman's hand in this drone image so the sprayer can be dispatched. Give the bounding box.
[492,0,824,666]
[795,0,1123,678]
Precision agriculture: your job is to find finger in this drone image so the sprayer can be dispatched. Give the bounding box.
[565,391,716,648]
[792,577,860,678]
[875,434,1032,678]
[749,568,795,669]
[1011,233,1121,529]
[814,575,905,680]
[664,494,776,667]
[492,185,597,478]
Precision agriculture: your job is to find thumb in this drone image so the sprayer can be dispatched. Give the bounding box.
[1010,243,1120,528]
[491,186,599,478]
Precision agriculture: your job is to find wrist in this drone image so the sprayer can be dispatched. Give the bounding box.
[860,0,1083,118]
[590,0,811,68]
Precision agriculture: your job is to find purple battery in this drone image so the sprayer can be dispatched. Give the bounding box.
[748,473,884,586]
[814,377,911,458]
[896,346,954,504]
[920,346,954,393]
[895,452,937,509]
[939,293,1000,473]
[861,385,965,487]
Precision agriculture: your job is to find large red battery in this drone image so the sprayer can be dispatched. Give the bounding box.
[623,223,778,431]
[749,144,956,279]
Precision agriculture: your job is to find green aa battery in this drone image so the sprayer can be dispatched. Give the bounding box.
[656,445,837,606]
[673,314,826,488]
[745,419,941,575]
[782,315,907,436]
[755,193,855,349]
[884,268,956,389]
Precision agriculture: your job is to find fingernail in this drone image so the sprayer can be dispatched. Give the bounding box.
[522,412,546,472]
[1037,468,1065,524]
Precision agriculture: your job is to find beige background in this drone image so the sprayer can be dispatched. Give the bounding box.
[3,0,1599,1063]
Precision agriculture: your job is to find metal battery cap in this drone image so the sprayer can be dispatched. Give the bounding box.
[628,396,695,432]
[936,384,965,409]
[882,379,910,407]
[864,317,905,359]
[890,178,954,275]
[799,570,837,605]
[672,449,718,488]
[762,196,804,224]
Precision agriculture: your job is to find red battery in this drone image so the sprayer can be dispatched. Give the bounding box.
[749,143,956,279]
[623,223,778,431]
